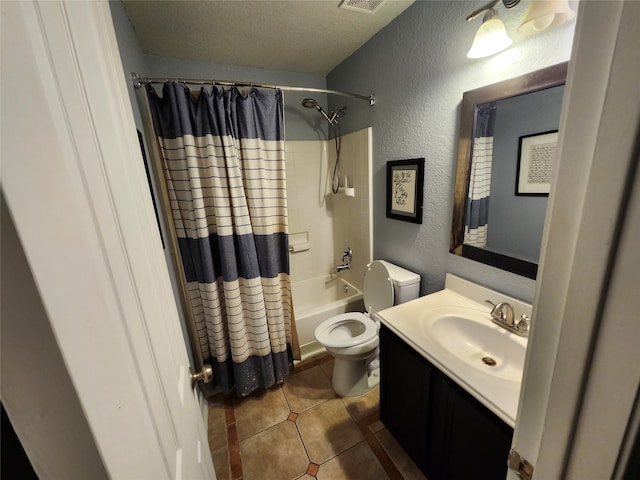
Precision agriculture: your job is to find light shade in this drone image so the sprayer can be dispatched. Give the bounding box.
[517,0,576,36]
[467,9,513,59]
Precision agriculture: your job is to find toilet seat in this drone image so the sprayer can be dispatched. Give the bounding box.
[314,261,396,350]
[314,312,377,349]
[311,260,420,397]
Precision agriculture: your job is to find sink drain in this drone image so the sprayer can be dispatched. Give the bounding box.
[482,356,497,367]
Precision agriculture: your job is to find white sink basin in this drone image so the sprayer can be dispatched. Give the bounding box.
[376,274,531,427]
[421,307,526,383]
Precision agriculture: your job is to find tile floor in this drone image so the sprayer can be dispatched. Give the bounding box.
[207,354,426,480]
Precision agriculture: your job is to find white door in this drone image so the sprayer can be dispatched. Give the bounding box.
[510,1,640,478]
[1,1,215,478]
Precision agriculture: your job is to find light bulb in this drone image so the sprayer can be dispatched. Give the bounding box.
[467,10,512,59]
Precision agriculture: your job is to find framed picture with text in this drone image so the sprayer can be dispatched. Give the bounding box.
[386,158,424,224]
[516,130,558,196]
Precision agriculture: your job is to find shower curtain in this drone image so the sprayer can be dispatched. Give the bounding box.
[147,83,292,396]
[464,102,496,248]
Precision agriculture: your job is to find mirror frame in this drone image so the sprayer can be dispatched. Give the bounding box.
[450,62,568,279]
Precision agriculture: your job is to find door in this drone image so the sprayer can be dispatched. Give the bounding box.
[510,1,640,478]
[1,1,215,478]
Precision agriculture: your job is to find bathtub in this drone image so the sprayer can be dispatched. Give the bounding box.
[291,275,364,361]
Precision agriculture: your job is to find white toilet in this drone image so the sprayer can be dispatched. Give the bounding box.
[314,260,420,397]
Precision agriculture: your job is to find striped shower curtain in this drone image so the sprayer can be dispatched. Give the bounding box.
[147,83,292,396]
[464,102,496,248]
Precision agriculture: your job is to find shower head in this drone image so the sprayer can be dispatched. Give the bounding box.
[301,98,344,126]
[302,98,319,109]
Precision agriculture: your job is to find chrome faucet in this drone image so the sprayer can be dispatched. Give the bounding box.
[486,300,515,325]
[485,300,529,337]
[336,246,352,273]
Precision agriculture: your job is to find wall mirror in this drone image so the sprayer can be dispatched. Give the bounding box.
[450,62,568,279]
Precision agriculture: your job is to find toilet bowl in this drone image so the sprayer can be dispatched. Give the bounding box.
[314,312,379,358]
[314,260,420,397]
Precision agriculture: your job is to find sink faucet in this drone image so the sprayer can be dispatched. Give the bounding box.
[486,300,515,326]
[485,300,529,337]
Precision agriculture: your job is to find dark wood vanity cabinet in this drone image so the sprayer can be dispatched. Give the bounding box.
[380,323,433,471]
[380,325,513,479]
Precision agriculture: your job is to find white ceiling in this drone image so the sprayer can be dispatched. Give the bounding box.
[122,0,415,76]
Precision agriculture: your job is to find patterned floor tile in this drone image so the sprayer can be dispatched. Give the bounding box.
[316,442,389,480]
[207,356,417,480]
[296,397,363,464]
[234,386,290,440]
[375,427,426,480]
[239,421,308,480]
[282,365,336,413]
[208,395,228,451]
[210,446,231,480]
[342,384,380,421]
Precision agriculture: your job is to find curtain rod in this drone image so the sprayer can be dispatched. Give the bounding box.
[131,73,375,106]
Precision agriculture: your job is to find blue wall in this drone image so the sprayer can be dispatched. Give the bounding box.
[488,85,564,262]
[327,0,577,301]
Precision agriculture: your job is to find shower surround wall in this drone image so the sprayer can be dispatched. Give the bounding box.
[286,128,373,290]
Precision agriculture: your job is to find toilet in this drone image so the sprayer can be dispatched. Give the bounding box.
[314,260,420,397]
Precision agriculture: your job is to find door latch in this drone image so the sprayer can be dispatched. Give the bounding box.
[508,449,534,480]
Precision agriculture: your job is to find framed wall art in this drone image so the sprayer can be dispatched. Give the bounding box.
[516,130,558,196]
[386,158,424,224]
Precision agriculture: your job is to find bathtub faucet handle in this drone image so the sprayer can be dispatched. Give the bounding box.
[337,246,352,273]
[342,246,352,264]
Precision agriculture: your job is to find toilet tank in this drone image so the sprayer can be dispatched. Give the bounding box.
[376,260,421,305]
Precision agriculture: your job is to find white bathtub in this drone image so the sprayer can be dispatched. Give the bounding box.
[292,275,364,360]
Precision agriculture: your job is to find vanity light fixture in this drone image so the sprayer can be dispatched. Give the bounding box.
[467,8,513,59]
[466,0,575,59]
[466,0,520,59]
[517,0,575,36]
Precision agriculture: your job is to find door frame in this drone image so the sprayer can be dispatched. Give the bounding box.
[510,1,640,478]
[1,1,215,478]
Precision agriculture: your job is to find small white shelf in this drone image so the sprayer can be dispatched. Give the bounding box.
[289,231,310,253]
[337,187,355,196]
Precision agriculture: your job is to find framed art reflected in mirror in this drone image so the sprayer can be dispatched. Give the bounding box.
[516,130,558,196]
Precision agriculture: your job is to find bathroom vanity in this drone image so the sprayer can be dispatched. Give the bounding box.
[380,325,513,478]
[377,274,531,479]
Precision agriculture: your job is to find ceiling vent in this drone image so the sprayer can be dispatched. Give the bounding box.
[339,0,387,14]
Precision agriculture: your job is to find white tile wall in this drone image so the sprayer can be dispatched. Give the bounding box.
[286,128,372,290]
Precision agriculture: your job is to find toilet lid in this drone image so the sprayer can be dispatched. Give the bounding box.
[363,260,394,314]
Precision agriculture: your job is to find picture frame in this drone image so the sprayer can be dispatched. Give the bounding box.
[386,158,424,224]
[516,130,558,196]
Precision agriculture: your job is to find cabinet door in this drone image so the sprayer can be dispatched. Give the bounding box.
[379,326,431,472]
[428,373,513,480]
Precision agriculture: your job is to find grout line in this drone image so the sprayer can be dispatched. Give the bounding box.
[291,406,313,474]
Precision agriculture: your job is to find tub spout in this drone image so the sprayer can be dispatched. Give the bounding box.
[336,263,350,272]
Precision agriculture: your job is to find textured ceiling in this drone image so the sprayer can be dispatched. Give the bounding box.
[122,0,415,75]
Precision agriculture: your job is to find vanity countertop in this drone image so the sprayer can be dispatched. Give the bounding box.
[376,274,531,427]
